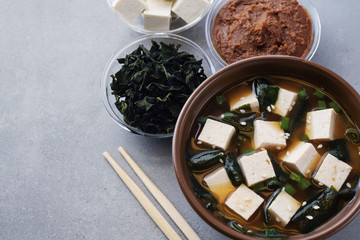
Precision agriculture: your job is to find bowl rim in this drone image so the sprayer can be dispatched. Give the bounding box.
[172,55,360,239]
[101,33,216,138]
[107,0,214,34]
[205,0,322,66]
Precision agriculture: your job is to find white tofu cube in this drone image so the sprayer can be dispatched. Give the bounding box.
[112,0,147,23]
[253,120,287,150]
[313,153,352,191]
[230,91,259,113]
[305,108,341,141]
[143,12,171,31]
[273,88,298,116]
[268,190,301,226]
[225,184,264,220]
[237,150,276,187]
[204,166,236,202]
[143,0,172,31]
[197,119,236,150]
[172,0,209,23]
[281,142,321,178]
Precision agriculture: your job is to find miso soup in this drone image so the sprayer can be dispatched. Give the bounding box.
[187,76,360,238]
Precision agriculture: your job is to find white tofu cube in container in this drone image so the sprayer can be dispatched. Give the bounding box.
[273,88,298,116]
[230,91,259,113]
[313,153,352,191]
[254,120,287,150]
[143,0,173,31]
[112,0,147,23]
[237,150,276,187]
[197,119,236,150]
[305,108,342,141]
[225,184,264,220]
[268,190,301,226]
[281,142,321,178]
[203,166,236,202]
[172,0,209,23]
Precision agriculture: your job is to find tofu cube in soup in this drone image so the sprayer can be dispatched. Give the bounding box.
[313,153,352,191]
[112,0,147,22]
[197,119,236,150]
[225,184,264,220]
[143,0,173,31]
[172,0,209,23]
[268,190,301,226]
[238,150,276,187]
[204,166,236,202]
[281,142,321,178]
[230,91,259,113]
[273,88,298,116]
[254,120,287,150]
[305,108,341,141]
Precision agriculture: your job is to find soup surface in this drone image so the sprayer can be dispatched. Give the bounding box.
[187,76,359,238]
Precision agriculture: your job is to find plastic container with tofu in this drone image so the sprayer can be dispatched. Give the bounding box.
[186,75,360,237]
[108,0,213,33]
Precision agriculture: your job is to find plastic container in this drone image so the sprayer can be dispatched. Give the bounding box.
[205,0,321,66]
[107,0,214,34]
[101,34,216,138]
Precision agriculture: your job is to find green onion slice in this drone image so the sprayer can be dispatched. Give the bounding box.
[284,183,296,196]
[281,117,290,130]
[298,89,308,99]
[242,148,255,156]
[345,129,360,144]
[216,94,227,105]
[318,100,326,109]
[300,134,310,141]
[329,101,341,112]
[313,90,325,98]
[197,116,207,124]
[289,172,311,190]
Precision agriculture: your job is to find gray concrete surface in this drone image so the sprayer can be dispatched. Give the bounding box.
[1,0,359,239]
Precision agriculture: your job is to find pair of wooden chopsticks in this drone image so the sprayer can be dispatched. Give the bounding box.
[103,147,200,240]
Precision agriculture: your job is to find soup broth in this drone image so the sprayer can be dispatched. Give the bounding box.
[187,76,360,237]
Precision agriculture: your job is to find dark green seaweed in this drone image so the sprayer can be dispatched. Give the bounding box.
[287,97,310,134]
[110,41,207,134]
[216,94,227,105]
[229,220,248,234]
[269,153,289,183]
[234,134,250,155]
[189,174,217,210]
[187,150,224,171]
[252,177,282,192]
[224,152,244,187]
[338,188,356,200]
[264,188,282,223]
[221,112,256,132]
[230,220,288,239]
[329,139,350,162]
[253,78,279,118]
[291,188,340,233]
[197,115,207,124]
[233,103,251,113]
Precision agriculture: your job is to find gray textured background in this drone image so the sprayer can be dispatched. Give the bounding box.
[1,0,360,239]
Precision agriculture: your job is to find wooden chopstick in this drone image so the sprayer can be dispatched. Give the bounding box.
[118,147,201,240]
[103,152,182,240]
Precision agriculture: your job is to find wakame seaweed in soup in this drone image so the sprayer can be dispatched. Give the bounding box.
[187,76,360,237]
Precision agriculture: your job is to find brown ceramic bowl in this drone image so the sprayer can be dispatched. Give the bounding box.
[172,56,360,239]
